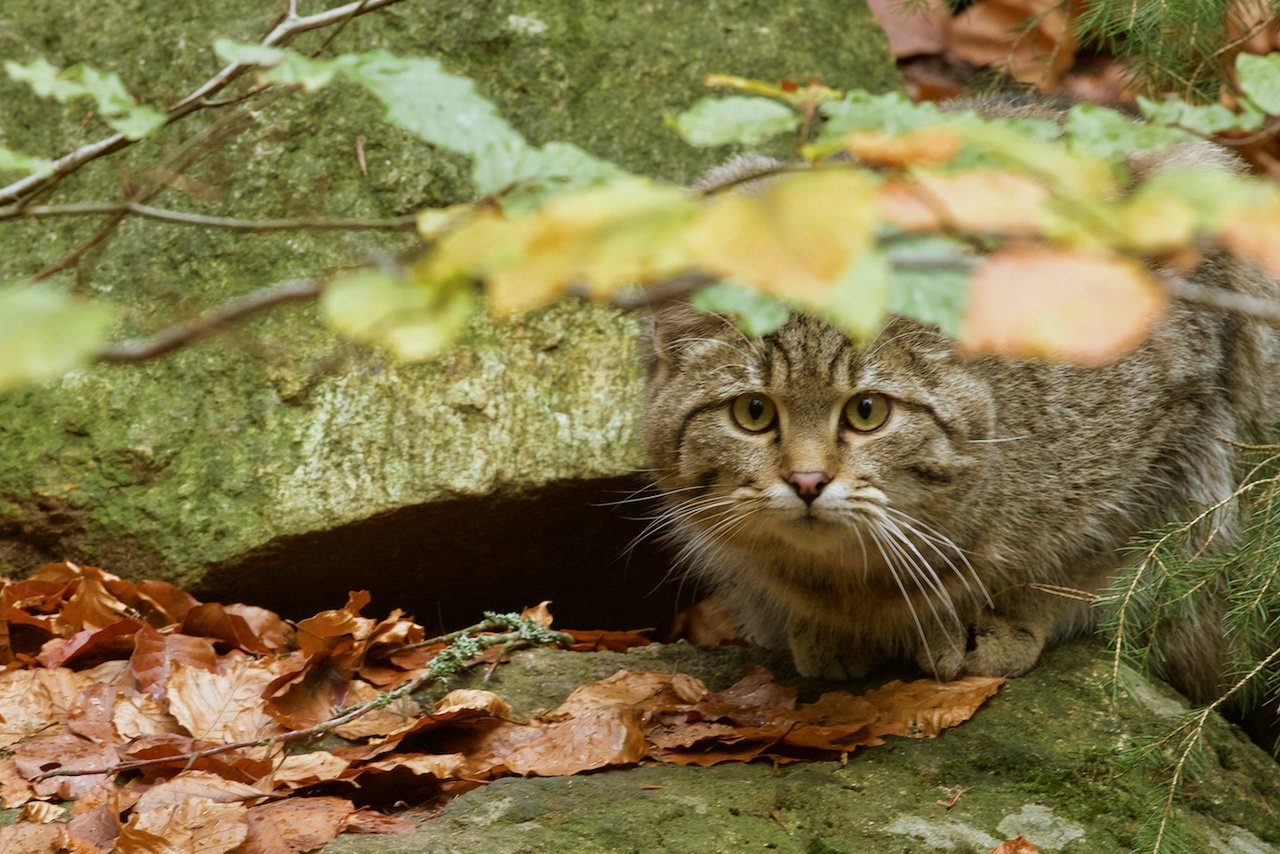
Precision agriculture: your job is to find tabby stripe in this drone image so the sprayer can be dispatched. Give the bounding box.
[826,339,853,387]
[770,337,794,385]
[674,399,727,465]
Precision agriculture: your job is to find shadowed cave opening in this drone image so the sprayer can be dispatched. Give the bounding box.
[193,475,695,638]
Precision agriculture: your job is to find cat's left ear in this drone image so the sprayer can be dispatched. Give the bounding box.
[642,298,727,383]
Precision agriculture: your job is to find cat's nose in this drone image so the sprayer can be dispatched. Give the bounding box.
[786,470,831,504]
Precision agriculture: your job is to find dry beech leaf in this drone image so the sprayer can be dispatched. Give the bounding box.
[959,246,1166,365]
[13,734,119,800]
[356,752,469,780]
[863,676,1006,739]
[504,709,648,776]
[166,655,288,744]
[294,590,376,655]
[551,670,708,719]
[18,800,65,823]
[66,681,127,744]
[948,0,1078,87]
[66,794,121,852]
[0,668,97,747]
[344,809,416,835]
[520,600,555,628]
[989,834,1043,854]
[867,0,949,57]
[0,822,63,852]
[132,770,267,813]
[330,680,420,740]
[181,603,282,655]
[564,628,654,652]
[121,798,248,854]
[241,796,354,854]
[434,689,514,720]
[37,618,142,669]
[112,687,183,741]
[267,751,352,789]
[0,758,36,809]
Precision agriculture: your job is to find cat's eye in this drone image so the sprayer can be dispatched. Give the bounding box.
[844,393,891,432]
[730,393,777,433]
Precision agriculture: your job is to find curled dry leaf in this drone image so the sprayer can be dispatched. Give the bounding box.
[131,770,267,813]
[129,622,218,703]
[18,799,65,823]
[989,834,1043,853]
[948,0,1078,87]
[434,688,514,720]
[959,246,1166,365]
[520,600,555,628]
[0,758,36,809]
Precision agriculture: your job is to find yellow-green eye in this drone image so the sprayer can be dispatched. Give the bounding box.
[844,393,890,432]
[731,393,777,433]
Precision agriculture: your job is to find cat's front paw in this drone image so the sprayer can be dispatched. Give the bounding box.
[788,617,873,681]
[917,619,1046,679]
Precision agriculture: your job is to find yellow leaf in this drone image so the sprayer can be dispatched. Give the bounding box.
[1117,190,1196,253]
[477,178,698,316]
[688,169,877,306]
[959,246,1166,365]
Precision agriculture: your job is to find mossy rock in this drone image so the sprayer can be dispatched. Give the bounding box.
[0,0,900,629]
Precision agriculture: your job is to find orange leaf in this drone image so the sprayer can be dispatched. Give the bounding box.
[959,246,1166,365]
[520,600,555,628]
[844,126,962,169]
[879,171,1049,234]
[12,733,118,800]
[948,0,1078,87]
[181,602,286,655]
[551,670,707,719]
[344,809,416,835]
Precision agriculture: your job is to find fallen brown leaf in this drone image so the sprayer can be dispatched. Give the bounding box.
[241,796,354,854]
[989,834,1042,853]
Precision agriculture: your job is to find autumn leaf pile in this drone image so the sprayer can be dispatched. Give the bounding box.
[0,561,1005,852]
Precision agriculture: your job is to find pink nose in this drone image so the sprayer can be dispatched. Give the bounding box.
[786,470,831,503]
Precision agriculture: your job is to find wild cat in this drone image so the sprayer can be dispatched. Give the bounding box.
[641,101,1280,701]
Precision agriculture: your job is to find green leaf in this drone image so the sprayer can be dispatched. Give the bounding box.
[5,58,166,140]
[4,57,81,100]
[472,139,627,211]
[1065,103,1199,160]
[0,147,55,177]
[823,249,890,341]
[0,284,115,391]
[213,39,344,91]
[1136,95,1263,136]
[671,96,801,147]
[321,269,475,361]
[1237,52,1280,116]
[884,237,971,337]
[690,280,789,336]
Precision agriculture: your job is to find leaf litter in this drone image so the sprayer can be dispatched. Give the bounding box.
[0,561,1003,852]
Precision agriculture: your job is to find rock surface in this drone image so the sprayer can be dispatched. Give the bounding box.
[0,0,900,630]
[326,640,1280,853]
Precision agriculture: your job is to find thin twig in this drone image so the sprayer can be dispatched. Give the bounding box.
[96,279,322,363]
[1160,271,1280,327]
[2,201,419,232]
[0,0,409,207]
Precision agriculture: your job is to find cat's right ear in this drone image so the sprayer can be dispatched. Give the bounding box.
[642,299,725,384]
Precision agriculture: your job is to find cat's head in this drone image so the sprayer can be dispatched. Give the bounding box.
[642,302,996,570]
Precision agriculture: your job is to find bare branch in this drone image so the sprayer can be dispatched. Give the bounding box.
[96,279,322,363]
[1161,271,1280,327]
[2,201,419,232]
[0,0,409,206]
